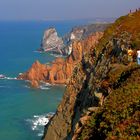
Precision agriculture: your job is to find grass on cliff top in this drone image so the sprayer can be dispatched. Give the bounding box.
[96,10,140,56]
[79,63,140,140]
[77,11,140,140]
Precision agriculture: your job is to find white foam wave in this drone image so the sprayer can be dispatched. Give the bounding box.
[5,77,17,80]
[37,131,44,137]
[26,112,54,136]
[33,50,44,53]
[50,53,63,58]
[39,86,50,90]
[39,82,52,90]
[0,74,17,80]
[25,85,30,89]
[24,81,52,90]
[40,81,52,86]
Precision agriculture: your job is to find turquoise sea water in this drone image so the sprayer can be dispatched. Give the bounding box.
[0,20,88,140]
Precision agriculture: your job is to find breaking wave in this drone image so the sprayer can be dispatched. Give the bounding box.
[39,86,50,90]
[26,112,54,137]
[24,81,52,90]
[50,53,64,58]
[24,85,30,89]
[0,74,17,80]
[39,82,52,90]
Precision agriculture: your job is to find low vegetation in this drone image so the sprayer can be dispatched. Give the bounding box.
[80,64,140,140]
[78,11,140,140]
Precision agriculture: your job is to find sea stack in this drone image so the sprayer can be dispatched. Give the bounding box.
[40,28,65,54]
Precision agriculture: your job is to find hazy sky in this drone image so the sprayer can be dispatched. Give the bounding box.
[0,0,140,21]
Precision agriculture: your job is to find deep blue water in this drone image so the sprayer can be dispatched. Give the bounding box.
[0,20,88,140]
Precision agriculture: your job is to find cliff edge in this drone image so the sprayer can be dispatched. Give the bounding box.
[43,11,140,140]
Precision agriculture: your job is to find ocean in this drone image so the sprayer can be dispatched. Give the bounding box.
[0,20,88,140]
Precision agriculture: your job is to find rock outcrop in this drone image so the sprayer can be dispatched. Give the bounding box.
[18,32,103,87]
[64,23,109,43]
[42,11,140,140]
[39,24,109,55]
[40,28,65,54]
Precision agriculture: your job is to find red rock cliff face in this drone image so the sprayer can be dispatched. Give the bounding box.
[18,32,103,87]
[43,11,140,140]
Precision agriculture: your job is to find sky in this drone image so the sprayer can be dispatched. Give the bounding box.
[0,0,140,21]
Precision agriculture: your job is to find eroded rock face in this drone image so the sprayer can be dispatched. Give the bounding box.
[64,23,109,43]
[41,32,104,140]
[43,11,140,140]
[39,24,109,55]
[42,11,140,140]
[18,32,103,88]
[40,28,65,54]
[18,60,49,87]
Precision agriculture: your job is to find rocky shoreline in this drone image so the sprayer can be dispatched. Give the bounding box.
[18,32,103,87]
[17,23,109,88]
[18,11,140,139]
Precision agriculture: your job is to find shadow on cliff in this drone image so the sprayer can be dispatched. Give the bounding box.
[64,27,140,139]
[43,10,140,140]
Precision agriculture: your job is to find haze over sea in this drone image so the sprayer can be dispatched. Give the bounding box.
[0,20,93,140]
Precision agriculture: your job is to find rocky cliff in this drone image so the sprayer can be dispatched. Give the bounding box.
[43,11,140,140]
[40,28,65,54]
[18,32,103,87]
[64,23,109,43]
[39,24,109,55]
